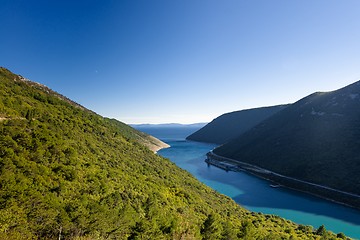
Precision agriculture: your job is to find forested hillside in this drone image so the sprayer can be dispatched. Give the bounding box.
[186,105,288,144]
[214,81,360,207]
[0,68,345,239]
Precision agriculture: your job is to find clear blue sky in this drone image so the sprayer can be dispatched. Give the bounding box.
[2,0,360,124]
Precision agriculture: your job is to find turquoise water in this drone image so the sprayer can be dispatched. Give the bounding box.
[138,127,360,239]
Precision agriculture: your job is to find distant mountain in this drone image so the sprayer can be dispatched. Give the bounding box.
[131,123,207,128]
[1,67,337,239]
[214,80,360,207]
[186,105,288,144]
[132,123,208,142]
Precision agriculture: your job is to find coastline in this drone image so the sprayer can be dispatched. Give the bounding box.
[147,135,170,153]
[206,151,360,211]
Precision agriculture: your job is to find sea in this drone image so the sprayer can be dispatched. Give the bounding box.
[136,126,360,239]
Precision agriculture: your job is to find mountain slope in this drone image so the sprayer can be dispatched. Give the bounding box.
[0,68,168,153]
[214,80,360,206]
[0,68,342,239]
[186,105,288,144]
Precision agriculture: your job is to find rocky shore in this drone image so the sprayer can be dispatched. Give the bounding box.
[145,135,170,153]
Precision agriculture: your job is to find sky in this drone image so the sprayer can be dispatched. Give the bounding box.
[2,0,360,124]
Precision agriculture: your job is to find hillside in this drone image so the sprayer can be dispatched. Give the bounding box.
[214,80,360,207]
[186,105,288,144]
[0,68,168,153]
[0,67,345,239]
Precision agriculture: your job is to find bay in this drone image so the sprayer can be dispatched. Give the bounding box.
[139,126,360,239]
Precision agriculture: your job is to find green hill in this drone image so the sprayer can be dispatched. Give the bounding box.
[186,105,288,144]
[0,67,345,239]
[214,81,360,208]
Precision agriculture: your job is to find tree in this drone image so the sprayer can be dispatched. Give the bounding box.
[336,232,346,239]
[316,225,326,236]
[200,214,222,240]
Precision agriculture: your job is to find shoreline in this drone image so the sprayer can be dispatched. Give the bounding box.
[148,135,170,153]
[206,151,360,211]
[153,144,170,154]
[140,135,170,153]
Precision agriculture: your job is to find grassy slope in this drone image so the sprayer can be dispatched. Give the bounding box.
[0,68,344,239]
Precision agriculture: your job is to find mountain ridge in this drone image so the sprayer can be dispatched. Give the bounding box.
[213,79,360,208]
[187,105,289,144]
[0,67,169,153]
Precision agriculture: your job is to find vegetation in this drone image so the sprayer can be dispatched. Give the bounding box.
[214,81,360,205]
[0,67,348,239]
[186,105,288,144]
